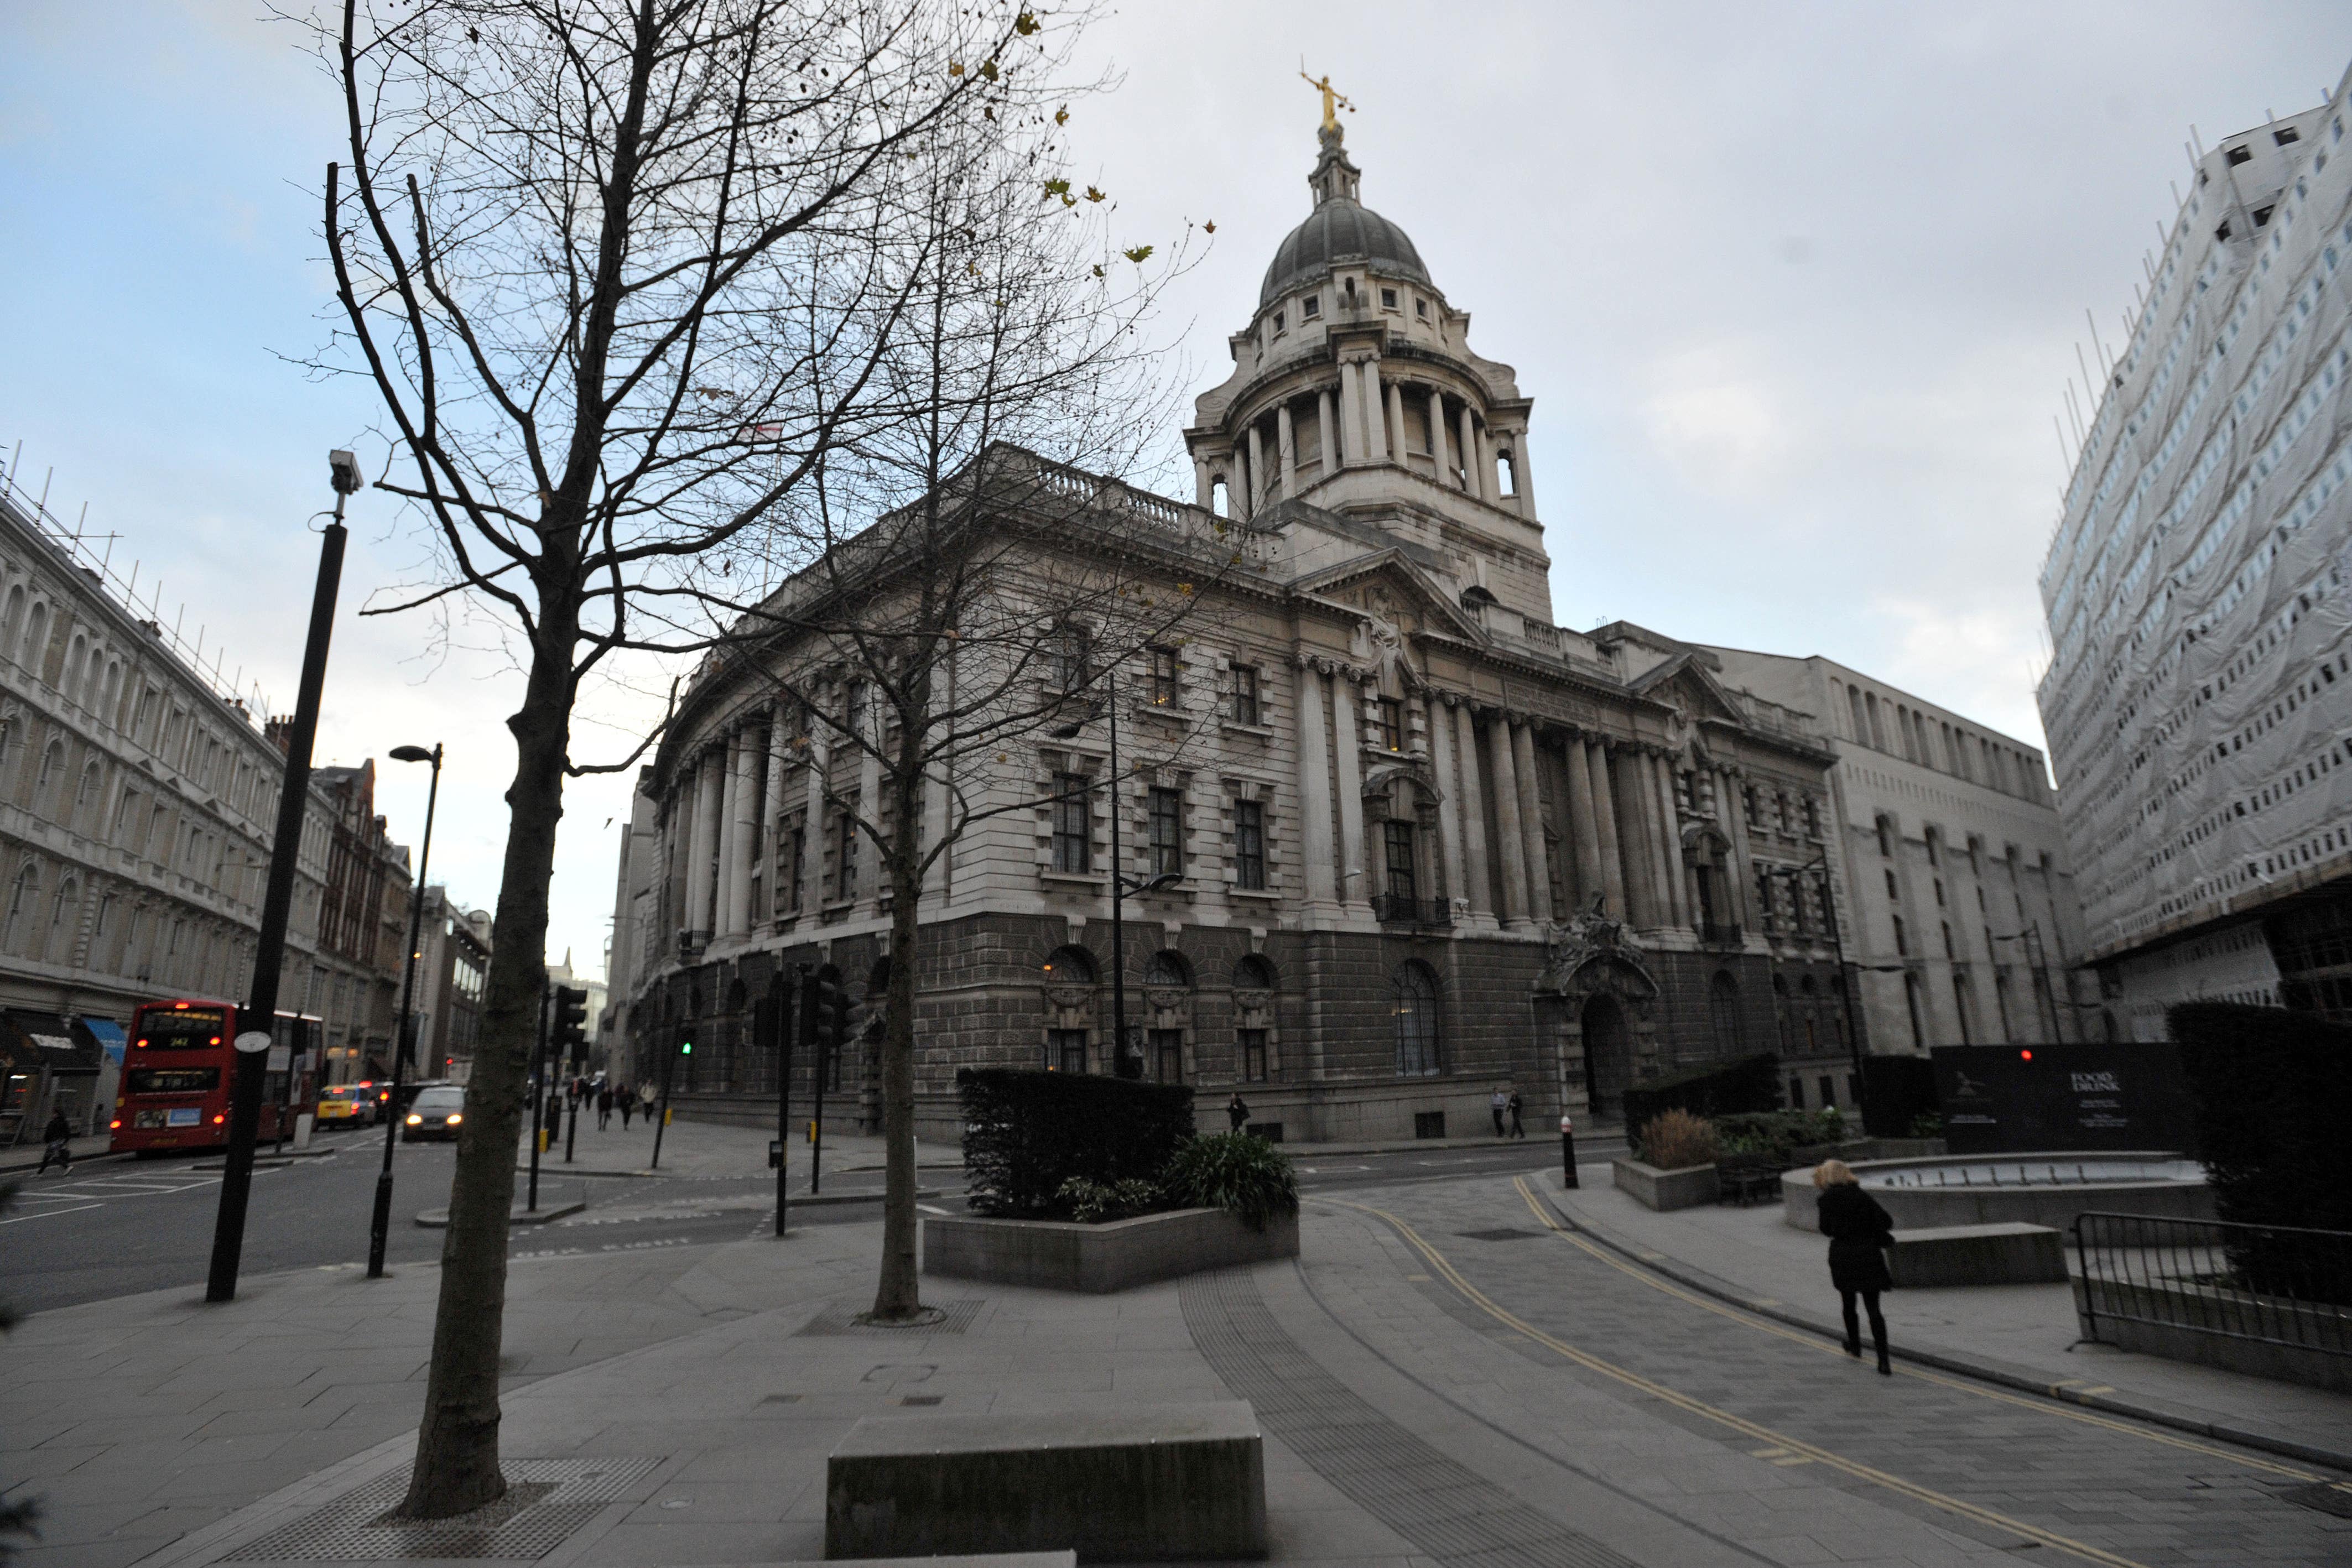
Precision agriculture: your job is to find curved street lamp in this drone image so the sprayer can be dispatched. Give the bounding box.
[367,741,443,1278]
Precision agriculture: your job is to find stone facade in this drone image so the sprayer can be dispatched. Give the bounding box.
[606,120,1885,1140]
[0,459,411,1132]
[412,885,491,1082]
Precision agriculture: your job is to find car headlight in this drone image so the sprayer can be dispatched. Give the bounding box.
[405,1113,423,1125]
[445,1113,462,1126]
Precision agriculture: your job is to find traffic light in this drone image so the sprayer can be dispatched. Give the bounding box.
[812,964,852,1058]
[553,986,589,1055]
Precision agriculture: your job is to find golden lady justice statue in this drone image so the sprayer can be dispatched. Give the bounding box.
[1299,68,1354,132]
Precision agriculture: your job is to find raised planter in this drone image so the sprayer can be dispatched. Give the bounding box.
[828,1400,1266,1561]
[923,1206,1298,1294]
[1611,1158,1718,1211]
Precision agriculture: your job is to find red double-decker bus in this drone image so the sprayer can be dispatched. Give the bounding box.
[109,999,320,1156]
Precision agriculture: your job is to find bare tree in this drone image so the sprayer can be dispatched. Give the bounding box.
[310,0,1131,1518]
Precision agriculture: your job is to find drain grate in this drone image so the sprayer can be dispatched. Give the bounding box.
[2282,1481,2352,1519]
[1457,1227,1547,1242]
[898,1394,944,1406]
[226,1457,662,1561]
[795,1298,983,1336]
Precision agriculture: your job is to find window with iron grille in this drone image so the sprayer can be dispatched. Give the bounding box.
[1231,664,1261,726]
[1234,799,1266,890]
[1392,962,1441,1076]
[1148,786,1183,876]
[1051,773,1091,873]
[1147,645,1179,707]
[1373,696,1403,752]
[1239,1027,1268,1082]
[1383,820,1417,902]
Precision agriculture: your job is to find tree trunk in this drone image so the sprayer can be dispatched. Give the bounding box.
[871,748,925,1319]
[400,611,576,1518]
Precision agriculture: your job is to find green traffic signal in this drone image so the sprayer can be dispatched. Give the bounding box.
[680,1040,694,1055]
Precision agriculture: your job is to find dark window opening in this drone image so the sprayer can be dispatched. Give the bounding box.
[1147,645,1179,707]
[1380,286,1399,309]
[1048,1028,1087,1075]
[1151,1028,1183,1085]
[1234,800,1266,890]
[1148,786,1184,877]
[1301,295,1321,319]
[2225,144,2252,165]
[1373,696,1403,751]
[2276,126,2301,145]
[1051,773,1091,873]
[1239,1028,1268,1082]
[1383,820,1417,902]
[1231,665,1261,726]
[2254,204,2276,227]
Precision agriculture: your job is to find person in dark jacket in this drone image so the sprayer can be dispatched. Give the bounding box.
[38,1109,75,1174]
[1227,1093,1250,1133]
[1814,1158,1894,1375]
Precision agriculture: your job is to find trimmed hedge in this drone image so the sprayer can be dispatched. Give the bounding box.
[1859,1054,1939,1139]
[958,1068,1195,1218]
[2171,1002,2352,1304]
[1620,1052,1779,1143]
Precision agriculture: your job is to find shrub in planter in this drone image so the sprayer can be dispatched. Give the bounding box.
[959,1068,1195,1218]
[1055,1176,1167,1224]
[1160,1132,1299,1231]
[1619,1052,1779,1133]
[1714,1108,1851,1165]
[1635,1107,1718,1169]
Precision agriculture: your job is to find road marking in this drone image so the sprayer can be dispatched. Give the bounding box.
[917,1204,950,1215]
[0,1202,102,1224]
[1329,1191,2160,1568]
[1505,1175,2325,1486]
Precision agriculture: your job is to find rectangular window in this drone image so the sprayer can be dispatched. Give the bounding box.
[1373,696,1403,752]
[1148,786,1184,876]
[1052,773,1092,873]
[1239,1028,1268,1083]
[1818,1075,1837,1109]
[2225,143,2251,165]
[1234,799,1266,890]
[1147,645,1179,707]
[1231,664,1261,726]
[1048,1028,1087,1075]
[1788,1075,1805,1109]
[1383,820,1417,902]
[1150,1027,1183,1085]
[1414,297,1428,319]
[1300,295,1320,319]
[834,811,858,901]
[1050,624,1090,694]
[1380,286,1399,309]
[785,825,805,914]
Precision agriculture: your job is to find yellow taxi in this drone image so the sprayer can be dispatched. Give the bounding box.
[316,1083,378,1127]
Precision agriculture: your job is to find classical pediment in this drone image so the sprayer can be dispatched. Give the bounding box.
[1290,548,1485,645]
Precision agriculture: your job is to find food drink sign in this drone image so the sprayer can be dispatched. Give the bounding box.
[1929,1044,2197,1155]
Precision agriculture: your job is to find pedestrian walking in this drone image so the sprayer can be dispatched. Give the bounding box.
[617,1086,635,1129]
[596,1083,613,1130]
[36,1108,75,1174]
[1227,1092,1250,1133]
[639,1081,657,1124]
[1490,1086,1508,1138]
[1507,1087,1526,1139]
[1814,1159,1895,1376]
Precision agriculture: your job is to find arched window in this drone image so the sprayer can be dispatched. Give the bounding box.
[1042,945,1096,985]
[1392,962,1441,1076]
[1952,975,1974,1044]
[0,585,22,650]
[0,718,15,775]
[3,863,38,955]
[33,740,64,814]
[1771,972,1793,1053]
[1234,955,1276,990]
[1710,970,1743,1053]
[46,877,78,965]
[1144,950,1191,988]
[65,634,87,705]
[74,762,101,832]
[1904,974,1927,1051]
[22,601,46,674]
[1846,685,1867,741]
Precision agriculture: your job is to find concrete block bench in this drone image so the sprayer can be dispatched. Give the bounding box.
[826,1400,1268,1562]
[1887,1222,2068,1287]
[923,1207,1298,1293]
[1611,1158,1718,1211]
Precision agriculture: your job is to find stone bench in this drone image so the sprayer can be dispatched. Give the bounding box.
[924,1207,1297,1293]
[1887,1222,2068,1288]
[826,1400,1268,1562]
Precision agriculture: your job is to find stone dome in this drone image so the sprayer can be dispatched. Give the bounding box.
[1258,197,1430,309]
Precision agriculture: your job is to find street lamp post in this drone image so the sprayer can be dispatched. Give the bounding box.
[205,450,359,1305]
[367,742,442,1278]
[1051,671,1180,1078]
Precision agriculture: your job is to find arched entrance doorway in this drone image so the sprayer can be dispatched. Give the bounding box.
[1581,992,1632,1117]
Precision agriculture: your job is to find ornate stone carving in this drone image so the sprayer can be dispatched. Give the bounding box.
[1535,894,1658,999]
[1144,986,1188,1013]
[1231,986,1273,1013]
[1044,985,1093,1010]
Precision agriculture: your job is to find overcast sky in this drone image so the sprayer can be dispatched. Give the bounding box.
[3,2,2347,983]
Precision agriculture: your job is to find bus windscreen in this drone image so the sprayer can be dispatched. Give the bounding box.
[135,1009,228,1049]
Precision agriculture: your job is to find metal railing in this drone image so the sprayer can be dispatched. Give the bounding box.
[2073,1211,2352,1359]
[1371,894,1453,929]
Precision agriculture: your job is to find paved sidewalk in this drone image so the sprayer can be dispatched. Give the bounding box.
[1547,1160,2352,1464]
[0,1133,118,1175]
[522,1114,959,1180]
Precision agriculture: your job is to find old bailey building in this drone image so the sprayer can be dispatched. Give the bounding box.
[605,112,1880,1143]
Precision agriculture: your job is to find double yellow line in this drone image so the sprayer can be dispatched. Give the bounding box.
[1326,1182,2193,1568]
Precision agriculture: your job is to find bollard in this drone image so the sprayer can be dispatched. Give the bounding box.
[1560,1114,1579,1189]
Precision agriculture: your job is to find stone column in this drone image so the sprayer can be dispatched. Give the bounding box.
[1362,362,1390,463]
[1294,660,1336,909]
[1606,746,1653,927]
[711,734,739,937]
[1428,387,1449,482]
[1277,403,1297,497]
[725,726,757,936]
[1194,458,1214,510]
[1387,380,1407,467]
[691,748,723,936]
[761,711,791,923]
[1563,734,1604,912]
[1589,739,1628,920]
[1511,429,1537,518]
[1453,702,1494,924]
[801,700,832,915]
[1655,756,1690,929]
[1459,405,1479,497]
[660,786,685,939]
[1485,715,1529,928]
[1512,720,1550,924]
[856,686,883,917]
[1331,672,1369,915]
[1247,421,1267,512]
[1430,696,1466,913]
[1316,388,1335,480]
[1336,365,1361,466]
[1719,767,1755,928]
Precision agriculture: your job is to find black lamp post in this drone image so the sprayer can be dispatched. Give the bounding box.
[1051,671,1179,1077]
[366,742,441,1278]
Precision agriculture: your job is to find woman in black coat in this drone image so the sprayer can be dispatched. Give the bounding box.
[1814,1159,1894,1375]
